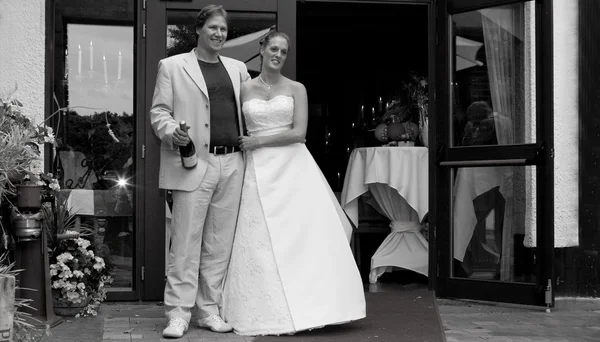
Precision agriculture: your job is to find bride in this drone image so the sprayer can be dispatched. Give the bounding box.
[222,30,366,336]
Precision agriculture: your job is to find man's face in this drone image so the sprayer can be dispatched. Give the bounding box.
[196,15,228,53]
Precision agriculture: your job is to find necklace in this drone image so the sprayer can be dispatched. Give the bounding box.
[259,74,276,99]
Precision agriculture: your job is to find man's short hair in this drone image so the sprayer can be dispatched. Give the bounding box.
[195,4,228,31]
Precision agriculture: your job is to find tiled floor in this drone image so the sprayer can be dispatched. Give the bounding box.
[438,297,600,342]
[38,294,600,342]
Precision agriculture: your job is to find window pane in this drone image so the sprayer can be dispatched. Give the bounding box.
[451,2,536,147]
[452,165,536,283]
[60,23,135,292]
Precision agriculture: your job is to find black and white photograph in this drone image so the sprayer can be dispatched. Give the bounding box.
[0,0,598,341]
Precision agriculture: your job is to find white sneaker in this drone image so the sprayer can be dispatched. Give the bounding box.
[163,317,188,338]
[197,315,233,333]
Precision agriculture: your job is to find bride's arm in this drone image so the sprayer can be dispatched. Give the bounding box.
[239,82,308,150]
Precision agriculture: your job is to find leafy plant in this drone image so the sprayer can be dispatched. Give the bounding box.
[41,194,94,254]
[0,253,48,342]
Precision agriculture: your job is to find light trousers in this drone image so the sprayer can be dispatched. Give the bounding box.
[164,152,244,322]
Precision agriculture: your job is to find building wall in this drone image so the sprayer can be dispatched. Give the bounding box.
[0,0,46,173]
[553,0,579,247]
[0,0,46,124]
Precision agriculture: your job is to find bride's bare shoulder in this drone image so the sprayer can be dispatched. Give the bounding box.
[281,77,306,94]
[241,78,262,101]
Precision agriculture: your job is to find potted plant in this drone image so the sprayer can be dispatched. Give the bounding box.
[42,190,113,317]
[404,72,429,147]
[1,94,56,247]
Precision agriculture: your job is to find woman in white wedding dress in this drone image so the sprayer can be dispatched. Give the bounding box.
[222,31,366,336]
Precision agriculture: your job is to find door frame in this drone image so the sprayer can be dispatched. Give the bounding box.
[433,0,554,306]
[142,0,295,300]
[302,0,438,293]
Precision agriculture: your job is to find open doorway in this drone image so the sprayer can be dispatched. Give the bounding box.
[297,2,430,287]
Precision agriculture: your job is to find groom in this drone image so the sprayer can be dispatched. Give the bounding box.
[149,4,250,339]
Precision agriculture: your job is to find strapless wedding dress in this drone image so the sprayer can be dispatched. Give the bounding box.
[222,95,366,336]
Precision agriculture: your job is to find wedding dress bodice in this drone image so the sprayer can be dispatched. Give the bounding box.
[242,95,294,136]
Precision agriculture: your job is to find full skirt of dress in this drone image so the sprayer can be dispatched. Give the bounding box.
[222,143,366,336]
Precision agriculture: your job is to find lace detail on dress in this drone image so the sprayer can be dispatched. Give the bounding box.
[242,95,294,134]
[223,155,295,336]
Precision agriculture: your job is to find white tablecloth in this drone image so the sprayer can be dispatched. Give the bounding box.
[341,147,429,283]
[60,189,133,217]
[452,167,512,262]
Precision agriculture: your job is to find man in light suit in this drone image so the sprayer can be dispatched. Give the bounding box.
[149,4,250,339]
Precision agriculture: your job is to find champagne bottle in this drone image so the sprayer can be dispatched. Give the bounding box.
[179,121,197,169]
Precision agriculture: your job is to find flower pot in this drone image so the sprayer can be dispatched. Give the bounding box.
[16,183,43,211]
[0,275,15,341]
[10,209,43,241]
[52,291,89,317]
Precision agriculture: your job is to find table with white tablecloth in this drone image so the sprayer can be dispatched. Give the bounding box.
[341,147,429,284]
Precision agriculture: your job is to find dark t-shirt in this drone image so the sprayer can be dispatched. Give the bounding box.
[197,59,239,146]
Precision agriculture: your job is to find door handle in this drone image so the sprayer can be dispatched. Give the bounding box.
[439,158,527,167]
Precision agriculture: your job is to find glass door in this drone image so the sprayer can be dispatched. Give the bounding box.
[434,0,555,306]
[51,0,139,301]
[142,0,295,300]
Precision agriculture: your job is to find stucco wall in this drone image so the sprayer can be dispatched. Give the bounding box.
[0,0,46,121]
[0,0,46,172]
[553,0,579,247]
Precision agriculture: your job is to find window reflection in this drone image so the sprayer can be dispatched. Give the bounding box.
[59,24,135,291]
[450,2,538,284]
[452,165,536,283]
[452,2,535,147]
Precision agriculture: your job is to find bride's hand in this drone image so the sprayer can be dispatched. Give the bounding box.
[238,135,261,151]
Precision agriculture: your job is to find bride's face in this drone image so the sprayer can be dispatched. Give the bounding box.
[261,36,288,71]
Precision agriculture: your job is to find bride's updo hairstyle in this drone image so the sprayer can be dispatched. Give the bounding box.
[259,29,291,69]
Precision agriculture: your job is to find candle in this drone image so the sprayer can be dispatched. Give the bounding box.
[351,122,355,129]
[378,97,383,112]
[117,51,122,80]
[89,41,93,71]
[64,48,68,79]
[360,105,364,119]
[346,147,350,158]
[103,55,108,84]
[371,107,375,116]
[77,44,82,74]
[337,172,341,189]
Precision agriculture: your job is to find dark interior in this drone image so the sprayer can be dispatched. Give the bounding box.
[297,2,429,193]
[297,2,429,283]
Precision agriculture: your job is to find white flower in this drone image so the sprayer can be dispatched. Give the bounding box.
[76,238,91,249]
[84,268,91,275]
[59,268,73,279]
[93,256,105,271]
[49,181,60,191]
[73,270,84,278]
[57,252,74,263]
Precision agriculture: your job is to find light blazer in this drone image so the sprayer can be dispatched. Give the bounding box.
[150,49,250,191]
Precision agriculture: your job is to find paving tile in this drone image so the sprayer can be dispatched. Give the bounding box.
[36,297,600,342]
[473,321,501,326]
[102,332,132,340]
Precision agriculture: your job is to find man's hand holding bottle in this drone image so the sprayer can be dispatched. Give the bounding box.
[172,123,191,147]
